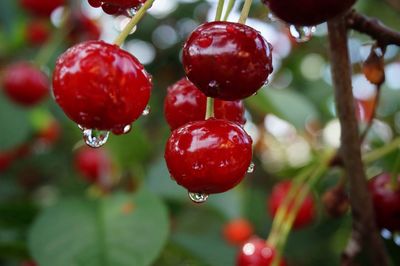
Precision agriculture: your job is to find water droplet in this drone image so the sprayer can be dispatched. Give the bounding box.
[126,6,141,17]
[208,80,219,89]
[112,124,132,135]
[268,13,278,22]
[142,105,151,116]
[288,25,316,43]
[80,126,110,148]
[226,24,237,34]
[264,79,270,86]
[197,35,213,48]
[247,162,255,173]
[188,192,209,204]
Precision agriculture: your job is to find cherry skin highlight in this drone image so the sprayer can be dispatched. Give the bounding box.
[183,21,273,101]
[52,40,152,133]
[2,62,49,107]
[262,0,356,26]
[369,172,400,231]
[268,180,315,229]
[236,237,287,266]
[20,0,65,16]
[164,78,246,130]
[165,119,253,195]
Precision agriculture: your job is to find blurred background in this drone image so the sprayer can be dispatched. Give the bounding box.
[0,0,400,265]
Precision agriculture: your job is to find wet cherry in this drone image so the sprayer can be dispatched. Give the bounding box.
[2,62,49,107]
[223,218,254,246]
[164,78,246,130]
[165,119,253,196]
[236,237,287,266]
[20,0,65,17]
[268,181,315,229]
[52,40,152,134]
[183,21,273,101]
[262,0,356,26]
[74,147,112,184]
[87,0,147,15]
[368,172,400,231]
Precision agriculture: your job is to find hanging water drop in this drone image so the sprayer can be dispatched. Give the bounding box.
[188,192,209,204]
[288,25,316,43]
[80,127,110,148]
[142,105,151,116]
[247,162,255,173]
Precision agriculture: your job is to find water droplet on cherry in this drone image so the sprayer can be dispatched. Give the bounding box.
[112,124,132,135]
[288,25,315,43]
[268,13,278,22]
[80,126,110,148]
[188,192,209,203]
[247,162,255,173]
[142,105,151,116]
[197,35,213,48]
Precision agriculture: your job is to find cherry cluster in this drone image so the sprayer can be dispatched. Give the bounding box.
[87,0,146,15]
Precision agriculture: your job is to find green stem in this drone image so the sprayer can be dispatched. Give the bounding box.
[223,0,236,21]
[363,136,400,163]
[113,0,155,46]
[34,9,71,67]
[215,0,225,21]
[205,97,215,119]
[390,150,400,190]
[238,0,253,24]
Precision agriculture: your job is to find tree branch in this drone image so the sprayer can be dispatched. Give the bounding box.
[346,10,400,47]
[327,17,390,266]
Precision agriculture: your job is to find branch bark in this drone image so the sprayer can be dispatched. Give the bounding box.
[327,17,390,266]
[346,10,400,47]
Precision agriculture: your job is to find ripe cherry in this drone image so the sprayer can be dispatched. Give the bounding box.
[236,237,287,266]
[2,62,49,107]
[52,40,152,134]
[20,0,65,17]
[0,151,15,173]
[183,21,273,101]
[262,0,356,26]
[268,181,315,229]
[164,78,245,130]
[25,20,51,45]
[87,0,146,15]
[368,172,400,231]
[75,147,112,184]
[223,218,254,246]
[165,119,253,200]
[68,12,101,43]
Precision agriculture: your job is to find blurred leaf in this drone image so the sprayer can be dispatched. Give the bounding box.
[247,88,319,129]
[28,189,169,266]
[0,94,31,151]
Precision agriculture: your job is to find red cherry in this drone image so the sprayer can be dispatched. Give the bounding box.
[223,218,254,246]
[25,20,51,45]
[268,181,315,229]
[165,119,253,196]
[2,62,49,107]
[20,0,64,16]
[183,21,273,101]
[21,261,37,266]
[52,40,152,133]
[164,78,246,130]
[369,173,400,231]
[0,151,15,173]
[236,237,287,266]
[36,120,61,147]
[88,0,102,8]
[68,13,101,43]
[262,0,356,26]
[74,147,112,184]
[88,0,146,15]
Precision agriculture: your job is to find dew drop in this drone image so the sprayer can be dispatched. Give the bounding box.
[197,35,213,48]
[267,13,278,22]
[80,126,110,148]
[142,105,151,116]
[126,7,140,17]
[288,25,316,43]
[112,124,132,135]
[188,192,209,204]
[208,80,219,89]
[247,162,255,173]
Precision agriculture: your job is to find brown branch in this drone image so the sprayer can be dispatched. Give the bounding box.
[327,17,390,266]
[346,10,400,47]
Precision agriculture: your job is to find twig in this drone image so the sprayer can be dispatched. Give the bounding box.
[327,16,390,266]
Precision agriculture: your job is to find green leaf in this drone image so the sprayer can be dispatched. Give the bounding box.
[246,87,319,129]
[28,189,169,266]
[0,94,31,150]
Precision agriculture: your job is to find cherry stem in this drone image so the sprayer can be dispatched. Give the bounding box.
[205,97,215,119]
[363,136,400,163]
[34,8,71,67]
[215,0,225,21]
[238,0,252,24]
[113,0,155,46]
[223,0,235,21]
[390,150,400,190]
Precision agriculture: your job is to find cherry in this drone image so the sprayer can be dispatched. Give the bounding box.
[25,19,51,46]
[223,218,254,246]
[52,40,152,134]
[165,119,253,196]
[68,12,101,44]
[20,0,65,17]
[35,120,61,147]
[87,0,147,15]
[262,0,356,26]
[164,78,246,130]
[2,62,49,107]
[75,147,112,184]
[368,172,400,231]
[182,21,273,101]
[236,237,287,266]
[268,181,315,229]
[0,151,15,173]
